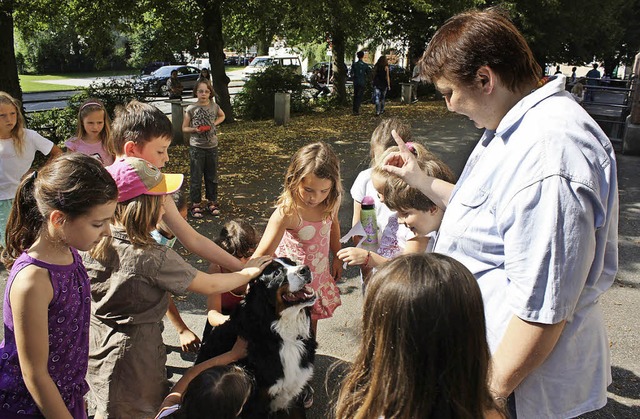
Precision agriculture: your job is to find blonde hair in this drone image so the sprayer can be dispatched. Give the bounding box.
[370,118,412,165]
[90,194,163,261]
[372,143,455,211]
[76,98,112,150]
[0,91,26,156]
[276,142,342,218]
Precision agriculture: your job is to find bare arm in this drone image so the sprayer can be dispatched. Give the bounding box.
[383,130,454,210]
[214,106,225,127]
[11,266,74,419]
[489,315,566,398]
[351,200,363,246]
[336,247,388,267]
[205,264,230,327]
[252,208,289,257]
[385,66,391,88]
[403,235,429,254]
[163,197,243,271]
[166,297,201,353]
[187,256,272,295]
[181,109,193,133]
[330,214,343,281]
[157,338,248,415]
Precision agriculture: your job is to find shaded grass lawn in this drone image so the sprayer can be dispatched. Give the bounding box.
[20,70,136,92]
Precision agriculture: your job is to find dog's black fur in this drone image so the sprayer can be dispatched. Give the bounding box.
[196,257,317,418]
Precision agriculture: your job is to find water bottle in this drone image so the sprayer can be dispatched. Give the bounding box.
[359,196,379,252]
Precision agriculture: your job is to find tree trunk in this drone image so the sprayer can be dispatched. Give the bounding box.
[331,29,348,105]
[201,0,234,122]
[0,0,23,103]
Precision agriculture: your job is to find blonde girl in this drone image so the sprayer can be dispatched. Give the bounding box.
[0,154,118,418]
[253,141,343,335]
[65,98,114,165]
[335,254,505,419]
[0,91,62,247]
[82,157,270,419]
[182,78,225,218]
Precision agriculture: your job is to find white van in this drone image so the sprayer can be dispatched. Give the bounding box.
[241,55,302,80]
[191,57,210,70]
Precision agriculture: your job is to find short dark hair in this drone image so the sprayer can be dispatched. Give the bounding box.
[420,8,541,92]
[357,51,364,59]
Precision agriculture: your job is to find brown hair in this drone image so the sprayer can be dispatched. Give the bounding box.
[76,98,112,151]
[277,142,342,218]
[420,8,541,92]
[193,78,216,100]
[2,154,118,268]
[372,143,455,212]
[215,219,260,260]
[369,118,412,165]
[110,100,172,156]
[0,91,26,156]
[336,253,501,419]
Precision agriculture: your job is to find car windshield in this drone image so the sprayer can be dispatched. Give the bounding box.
[151,67,176,77]
[249,58,273,68]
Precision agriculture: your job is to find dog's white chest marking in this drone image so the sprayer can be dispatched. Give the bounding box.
[268,308,313,411]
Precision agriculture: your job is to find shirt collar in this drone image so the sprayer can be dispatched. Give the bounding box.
[494,75,566,139]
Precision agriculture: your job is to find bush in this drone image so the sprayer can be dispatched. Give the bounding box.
[234,65,311,120]
[26,78,147,146]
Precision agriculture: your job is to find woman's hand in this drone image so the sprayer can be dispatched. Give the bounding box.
[383,129,425,189]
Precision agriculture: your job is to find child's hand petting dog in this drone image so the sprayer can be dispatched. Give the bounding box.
[241,255,272,279]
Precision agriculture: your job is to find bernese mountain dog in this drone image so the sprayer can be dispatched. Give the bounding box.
[196,257,317,418]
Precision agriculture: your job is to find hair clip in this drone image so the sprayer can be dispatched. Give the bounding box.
[405,142,418,156]
[30,170,38,180]
[80,102,103,111]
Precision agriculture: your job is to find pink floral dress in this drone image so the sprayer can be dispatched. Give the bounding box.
[276,216,341,320]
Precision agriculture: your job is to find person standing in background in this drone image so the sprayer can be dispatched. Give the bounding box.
[351,51,370,115]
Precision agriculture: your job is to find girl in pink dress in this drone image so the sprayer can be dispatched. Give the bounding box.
[254,142,343,335]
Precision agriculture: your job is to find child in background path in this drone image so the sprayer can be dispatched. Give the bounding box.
[203,219,260,339]
[0,154,118,419]
[65,98,114,165]
[344,118,414,285]
[182,79,225,218]
[156,365,253,419]
[336,254,504,419]
[253,141,343,335]
[151,190,201,353]
[0,91,62,247]
[338,142,455,268]
[109,100,244,273]
[82,157,271,419]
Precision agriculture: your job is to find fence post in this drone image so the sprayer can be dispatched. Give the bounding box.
[274,92,290,125]
[623,52,640,154]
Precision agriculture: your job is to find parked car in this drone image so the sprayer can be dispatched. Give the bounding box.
[241,55,302,81]
[135,65,201,96]
[140,61,171,75]
[224,55,240,66]
[191,57,210,70]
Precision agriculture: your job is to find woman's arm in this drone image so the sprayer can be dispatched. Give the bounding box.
[166,297,201,353]
[187,256,272,295]
[10,266,74,419]
[252,208,289,257]
[385,66,391,89]
[330,214,343,281]
[489,315,566,399]
[163,197,243,271]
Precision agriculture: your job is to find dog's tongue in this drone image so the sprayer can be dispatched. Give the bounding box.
[284,286,315,302]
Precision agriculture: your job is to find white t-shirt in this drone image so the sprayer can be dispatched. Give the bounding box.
[0,129,54,199]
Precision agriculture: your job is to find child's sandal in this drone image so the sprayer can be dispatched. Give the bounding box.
[207,203,220,216]
[189,206,204,219]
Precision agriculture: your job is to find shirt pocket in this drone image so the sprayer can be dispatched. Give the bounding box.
[446,186,491,238]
